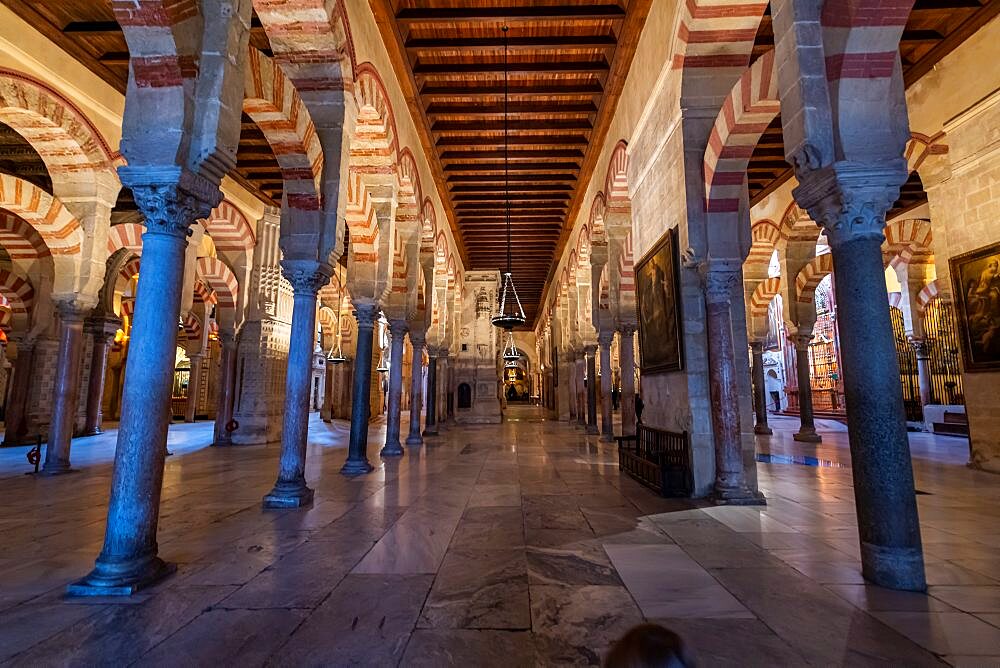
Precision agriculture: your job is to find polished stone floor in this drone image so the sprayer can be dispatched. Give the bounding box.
[0,408,998,666]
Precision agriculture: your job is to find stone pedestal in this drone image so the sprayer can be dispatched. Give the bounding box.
[796,163,925,591]
[406,332,425,446]
[381,320,407,457]
[69,174,217,596]
[40,302,90,475]
[264,262,330,507]
[792,334,822,443]
[598,333,614,441]
[82,319,119,436]
[704,264,764,505]
[341,303,378,475]
[749,340,772,436]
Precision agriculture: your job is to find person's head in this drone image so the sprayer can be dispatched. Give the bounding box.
[604,624,695,668]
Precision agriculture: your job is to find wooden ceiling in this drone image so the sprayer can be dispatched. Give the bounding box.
[0,0,279,206]
[373,0,651,326]
[748,0,1000,214]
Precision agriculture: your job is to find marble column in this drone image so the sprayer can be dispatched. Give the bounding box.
[424,350,438,436]
[82,320,118,436]
[41,302,91,475]
[381,320,408,457]
[585,345,599,434]
[321,360,335,422]
[704,264,762,504]
[341,302,378,474]
[909,337,933,408]
[2,341,34,446]
[598,332,614,441]
[578,355,587,426]
[212,332,238,446]
[620,327,637,436]
[792,333,822,443]
[749,340,772,436]
[184,353,204,423]
[263,262,330,507]
[566,352,577,422]
[406,331,425,446]
[798,166,925,591]
[69,177,216,596]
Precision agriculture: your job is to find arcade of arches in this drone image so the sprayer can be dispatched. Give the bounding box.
[0,0,999,664]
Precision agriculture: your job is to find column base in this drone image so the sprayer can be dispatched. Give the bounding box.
[80,427,103,437]
[37,463,77,477]
[67,555,176,597]
[754,424,773,436]
[405,434,424,447]
[586,425,599,435]
[380,442,404,457]
[423,427,438,437]
[262,481,315,509]
[340,457,374,476]
[711,487,767,506]
[793,429,822,443]
[600,434,615,443]
[860,541,926,592]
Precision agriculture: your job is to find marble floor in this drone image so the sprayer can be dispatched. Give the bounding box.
[0,408,998,666]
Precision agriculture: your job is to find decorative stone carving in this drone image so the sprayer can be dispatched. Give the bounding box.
[280,260,333,296]
[126,172,220,238]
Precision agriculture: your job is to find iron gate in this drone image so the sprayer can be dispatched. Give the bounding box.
[890,306,923,422]
[923,299,965,405]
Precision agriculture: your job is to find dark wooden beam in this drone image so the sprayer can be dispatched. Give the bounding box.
[396,4,627,23]
[414,59,610,75]
[422,82,603,96]
[436,134,590,146]
[426,102,598,115]
[406,34,617,50]
[433,119,593,132]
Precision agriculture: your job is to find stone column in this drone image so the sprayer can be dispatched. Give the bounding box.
[41,301,91,475]
[424,350,438,436]
[791,333,822,443]
[69,176,216,595]
[598,332,614,441]
[909,337,933,407]
[82,320,118,436]
[341,302,378,474]
[578,355,587,426]
[263,262,330,507]
[585,345,599,434]
[797,166,925,591]
[381,320,408,457]
[2,341,34,446]
[620,327,636,436]
[566,351,577,422]
[704,264,762,504]
[184,353,204,423]
[212,331,238,446]
[406,331,425,446]
[749,340,773,436]
[321,360,335,422]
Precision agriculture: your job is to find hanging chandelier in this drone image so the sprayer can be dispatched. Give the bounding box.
[376,351,390,373]
[502,330,521,361]
[327,262,347,364]
[491,24,526,332]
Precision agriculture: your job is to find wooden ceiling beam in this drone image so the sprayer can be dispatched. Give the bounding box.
[437,134,589,146]
[433,119,593,132]
[395,4,627,23]
[422,82,603,96]
[426,102,598,115]
[443,161,580,172]
[414,59,610,75]
[448,173,577,182]
[406,34,617,50]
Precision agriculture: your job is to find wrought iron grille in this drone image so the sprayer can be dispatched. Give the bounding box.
[890,306,923,422]
[923,299,965,405]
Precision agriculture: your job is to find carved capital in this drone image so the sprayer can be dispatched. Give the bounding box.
[908,336,932,359]
[791,333,813,351]
[701,260,742,305]
[749,339,765,355]
[409,330,426,348]
[597,331,615,348]
[124,169,221,239]
[388,319,409,338]
[353,301,380,329]
[218,328,236,348]
[280,260,332,296]
[793,161,907,250]
[618,324,637,337]
[85,315,123,342]
[54,296,98,322]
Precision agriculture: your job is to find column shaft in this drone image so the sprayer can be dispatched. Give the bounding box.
[41,308,87,475]
[598,336,614,441]
[424,354,438,436]
[620,329,636,435]
[264,274,324,506]
[83,328,114,436]
[342,305,378,474]
[3,344,34,446]
[750,341,772,435]
[910,338,933,408]
[833,235,925,590]
[793,336,822,443]
[212,338,237,445]
[381,321,407,457]
[585,348,599,434]
[406,336,425,446]
[184,355,203,423]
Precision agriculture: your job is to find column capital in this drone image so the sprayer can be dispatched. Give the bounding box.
[791,333,813,351]
[218,328,237,348]
[408,329,426,348]
[353,301,380,328]
[749,339,765,354]
[280,259,333,296]
[793,160,907,250]
[123,168,221,239]
[388,319,409,338]
[597,330,615,348]
[85,315,122,341]
[908,336,932,359]
[618,324,637,337]
[700,259,742,305]
[54,296,98,323]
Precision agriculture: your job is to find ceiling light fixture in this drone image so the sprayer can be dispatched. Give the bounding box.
[327,262,347,364]
[491,24,527,332]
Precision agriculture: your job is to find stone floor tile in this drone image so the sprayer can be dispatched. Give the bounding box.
[826,584,958,612]
[929,586,1000,613]
[418,548,529,629]
[401,629,538,667]
[531,584,643,666]
[651,617,811,666]
[874,612,1000,656]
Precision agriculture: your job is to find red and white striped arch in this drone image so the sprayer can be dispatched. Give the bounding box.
[192,279,217,306]
[748,219,781,267]
[244,48,323,213]
[196,257,238,310]
[778,203,823,251]
[118,257,142,285]
[202,200,256,254]
[673,0,770,71]
[107,222,145,254]
[589,193,607,244]
[882,218,933,269]
[820,0,916,83]
[704,49,779,214]
[0,68,118,194]
[0,210,50,260]
[795,253,834,304]
[617,229,636,308]
[916,279,947,312]
[906,132,948,175]
[0,268,35,318]
[120,296,135,320]
[317,305,338,344]
[604,141,630,214]
[181,311,201,342]
[0,174,84,256]
[420,198,437,262]
[749,276,782,316]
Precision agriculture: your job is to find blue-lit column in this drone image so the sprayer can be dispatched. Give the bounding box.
[41,301,91,474]
[263,261,330,507]
[69,176,217,595]
[212,330,238,445]
[381,319,408,457]
[341,302,379,474]
[406,331,425,446]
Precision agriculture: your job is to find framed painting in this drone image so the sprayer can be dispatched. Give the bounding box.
[636,227,684,373]
[950,241,1000,371]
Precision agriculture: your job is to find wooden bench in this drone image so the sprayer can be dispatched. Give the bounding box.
[616,424,692,497]
[933,411,969,437]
